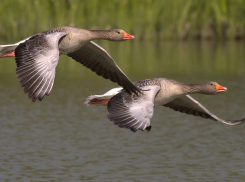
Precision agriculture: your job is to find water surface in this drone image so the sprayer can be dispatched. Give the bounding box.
[0,41,245,181]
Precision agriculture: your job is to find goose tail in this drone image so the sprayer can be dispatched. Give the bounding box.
[84,87,122,106]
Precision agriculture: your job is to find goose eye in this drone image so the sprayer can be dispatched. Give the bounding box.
[210,83,214,86]
[117,32,120,34]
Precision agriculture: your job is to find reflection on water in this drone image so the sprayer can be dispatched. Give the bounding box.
[0,41,245,181]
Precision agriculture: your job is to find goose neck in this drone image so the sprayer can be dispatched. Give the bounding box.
[88,30,112,40]
[182,84,205,94]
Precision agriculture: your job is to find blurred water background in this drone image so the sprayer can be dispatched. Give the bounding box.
[0,0,245,181]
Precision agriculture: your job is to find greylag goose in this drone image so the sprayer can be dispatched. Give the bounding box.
[85,78,245,132]
[0,26,140,102]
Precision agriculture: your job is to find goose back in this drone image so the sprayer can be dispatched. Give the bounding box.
[134,78,187,106]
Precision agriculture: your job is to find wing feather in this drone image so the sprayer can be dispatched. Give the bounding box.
[15,32,67,102]
[163,95,245,125]
[67,41,140,95]
[107,85,160,132]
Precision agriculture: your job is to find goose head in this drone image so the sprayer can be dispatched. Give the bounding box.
[110,29,135,41]
[203,82,227,95]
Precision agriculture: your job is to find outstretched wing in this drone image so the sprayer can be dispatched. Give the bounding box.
[163,95,245,125]
[67,41,140,95]
[15,32,67,102]
[107,85,160,132]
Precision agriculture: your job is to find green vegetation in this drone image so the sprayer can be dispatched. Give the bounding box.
[0,0,245,41]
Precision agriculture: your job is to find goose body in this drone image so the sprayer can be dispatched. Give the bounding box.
[0,26,139,102]
[85,78,245,132]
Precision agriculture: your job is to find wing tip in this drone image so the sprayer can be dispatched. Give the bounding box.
[145,126,151,131]
[223,118,245,126]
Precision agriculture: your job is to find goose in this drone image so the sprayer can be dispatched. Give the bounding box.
[85,78,245,132]
[0,26,140,102]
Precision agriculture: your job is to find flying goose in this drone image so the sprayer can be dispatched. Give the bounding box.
[0,26,140,101]
[85,78,245,132]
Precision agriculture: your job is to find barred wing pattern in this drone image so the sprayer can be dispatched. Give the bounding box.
[15,32,67,102]
[107,85,160,132]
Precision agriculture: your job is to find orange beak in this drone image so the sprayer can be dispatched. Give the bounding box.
[123,32,135,40]
[216,84,227,93]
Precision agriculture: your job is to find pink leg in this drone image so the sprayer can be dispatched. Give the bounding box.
[88,99,109,106]
[0,50,15,58]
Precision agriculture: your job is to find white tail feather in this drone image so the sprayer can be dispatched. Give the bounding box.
[0,44,19,54]
[0,35,34,54]
[84,87,122,106]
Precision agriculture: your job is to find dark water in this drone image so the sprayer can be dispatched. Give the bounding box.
[0,41,245,181]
